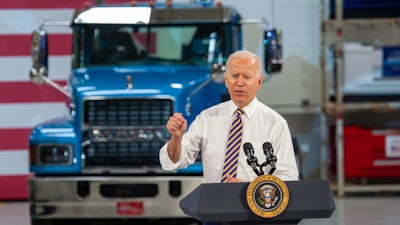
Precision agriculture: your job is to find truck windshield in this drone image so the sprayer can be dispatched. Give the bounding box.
[74,23,234,68]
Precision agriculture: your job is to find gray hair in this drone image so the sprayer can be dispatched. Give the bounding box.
[225,50,262,77]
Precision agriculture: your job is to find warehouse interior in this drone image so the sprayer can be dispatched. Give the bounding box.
[1,0,400,224]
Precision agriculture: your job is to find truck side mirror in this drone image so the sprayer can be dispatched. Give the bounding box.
[264,28,282,73]
[29,28,49,84]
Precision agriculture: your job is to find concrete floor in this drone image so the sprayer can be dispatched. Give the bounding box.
[1,196,400,225]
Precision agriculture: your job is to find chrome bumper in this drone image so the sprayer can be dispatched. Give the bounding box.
[29,176,202,219]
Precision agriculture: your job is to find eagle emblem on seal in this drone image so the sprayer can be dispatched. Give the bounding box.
[258,184,279,208]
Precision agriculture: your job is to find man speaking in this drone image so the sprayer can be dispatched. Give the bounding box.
[159,50,299,183]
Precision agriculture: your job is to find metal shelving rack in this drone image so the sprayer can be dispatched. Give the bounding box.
[320,0,400,197]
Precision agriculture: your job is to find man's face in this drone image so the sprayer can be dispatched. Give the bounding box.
[225,57,262,108]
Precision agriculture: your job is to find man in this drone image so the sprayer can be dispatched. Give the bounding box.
[159,50,299,183]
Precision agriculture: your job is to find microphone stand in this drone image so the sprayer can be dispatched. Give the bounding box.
[244,143,277,176]
[267,154,277,175]
[247,156,263,176]
[260,145,277,175]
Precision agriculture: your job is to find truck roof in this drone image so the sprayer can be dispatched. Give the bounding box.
[72,2,241,25]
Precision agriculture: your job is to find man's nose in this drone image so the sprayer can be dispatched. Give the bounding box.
[236,75,245,84]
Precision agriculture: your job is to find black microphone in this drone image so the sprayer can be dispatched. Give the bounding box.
[263,142,277,175]
[243,142,262,176]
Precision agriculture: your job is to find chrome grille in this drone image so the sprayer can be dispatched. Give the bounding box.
[84,98,172,126]
[85,141,165,167]
[82,98,173,168]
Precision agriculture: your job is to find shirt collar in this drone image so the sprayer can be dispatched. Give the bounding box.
[228,97,258,119]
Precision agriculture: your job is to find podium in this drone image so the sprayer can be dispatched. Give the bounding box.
[179,179,335,225]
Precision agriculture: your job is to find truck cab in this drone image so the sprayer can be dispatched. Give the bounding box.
[28,1,282,224]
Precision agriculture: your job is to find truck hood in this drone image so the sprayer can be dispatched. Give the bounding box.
[70,66,212,97]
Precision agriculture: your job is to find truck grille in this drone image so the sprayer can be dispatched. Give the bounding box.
[84,98,172,126]
[82,98,173,168]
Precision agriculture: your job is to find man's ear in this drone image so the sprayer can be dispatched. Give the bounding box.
[257,75,262,89]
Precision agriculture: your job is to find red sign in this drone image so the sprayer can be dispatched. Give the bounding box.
[117,201,144,215]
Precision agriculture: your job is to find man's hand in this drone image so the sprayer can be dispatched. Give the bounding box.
[166,112,187,138]
[226,174,243,183]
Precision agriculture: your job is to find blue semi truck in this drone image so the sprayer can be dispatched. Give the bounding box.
[28,1,282,224]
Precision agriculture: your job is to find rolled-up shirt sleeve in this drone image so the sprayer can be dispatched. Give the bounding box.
[159,142,185,171]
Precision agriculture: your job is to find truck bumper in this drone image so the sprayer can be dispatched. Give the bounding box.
[29,176,202,220]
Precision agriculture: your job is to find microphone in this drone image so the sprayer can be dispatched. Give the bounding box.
[243,142,262,176]
[263,142,277,175]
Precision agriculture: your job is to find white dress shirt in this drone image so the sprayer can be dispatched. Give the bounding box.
[159,97,299,183]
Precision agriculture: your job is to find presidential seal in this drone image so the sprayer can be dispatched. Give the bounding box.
[246,175,289,218]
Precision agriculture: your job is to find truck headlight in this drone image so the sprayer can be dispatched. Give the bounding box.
[30,144,73,165]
